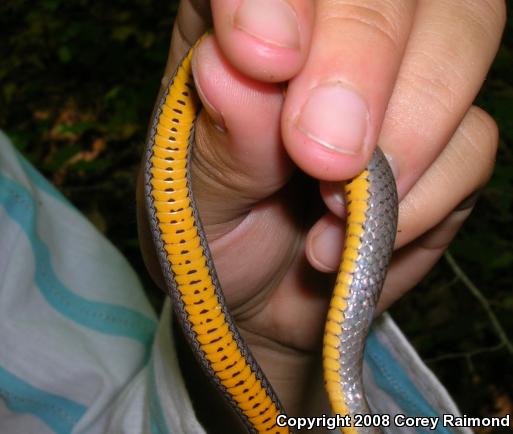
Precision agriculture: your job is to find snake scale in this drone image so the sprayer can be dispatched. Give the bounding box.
[144,33,398,434]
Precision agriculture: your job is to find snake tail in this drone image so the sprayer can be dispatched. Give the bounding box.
[323,148,398,434]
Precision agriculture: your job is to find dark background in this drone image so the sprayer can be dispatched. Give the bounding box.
[1,1,512,431]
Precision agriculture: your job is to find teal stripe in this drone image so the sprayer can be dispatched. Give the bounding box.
[0,365,87,434]
[148,358,169,434]
[0,174,156,347]
[15,150,74,208]
[365,331,454,434]
[0,130,69,207]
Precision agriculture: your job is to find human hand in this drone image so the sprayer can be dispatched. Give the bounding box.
[137,0,504,420]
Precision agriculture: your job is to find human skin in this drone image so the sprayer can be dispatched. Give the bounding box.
[137,0,505,431]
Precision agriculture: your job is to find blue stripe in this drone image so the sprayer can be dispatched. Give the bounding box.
[15,150,74,208]
[365,331,454,434]
[148,358,169,434]
[0,174,156,347]
[0,130,73,208]
[0,365,87,434]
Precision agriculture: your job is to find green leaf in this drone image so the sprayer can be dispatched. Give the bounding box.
[58,46,72,63]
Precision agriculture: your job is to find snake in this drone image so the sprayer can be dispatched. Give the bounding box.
[144,33,398,434]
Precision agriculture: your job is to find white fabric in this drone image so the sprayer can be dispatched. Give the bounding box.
[0,130,467,434]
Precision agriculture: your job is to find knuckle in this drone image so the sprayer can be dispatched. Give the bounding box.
[468,106,499,152]
[465,0,507,40]
[402,63,460,117]
[321,1,404,53]
[395,0,506,125]
[465,107,499,162]
[459,106,499,185]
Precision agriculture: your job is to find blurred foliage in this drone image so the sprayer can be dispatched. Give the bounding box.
[0,0,179,307]
[1,0,512,430]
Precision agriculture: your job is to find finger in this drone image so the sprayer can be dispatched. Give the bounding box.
[375,203,475,314]
[211,0,314,82]
[190,35,293,229]
[162,0,211,91]
[282,0,417,181]
[394,106,498,248]
[305,106,498,272]
[379,0,506,199]
[305,213,344,273]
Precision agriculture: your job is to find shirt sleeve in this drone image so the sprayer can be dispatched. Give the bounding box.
[0,130,205,434]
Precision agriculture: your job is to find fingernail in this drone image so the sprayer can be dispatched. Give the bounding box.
[455,189,481,211]
[383,151,400,181]
[310,223,344,271]
[194,79,226,132]
[297,84,369,155]
[235,0,300,49]
[327,182,345,204]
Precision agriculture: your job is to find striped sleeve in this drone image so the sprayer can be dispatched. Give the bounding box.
[0,131,205,434]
